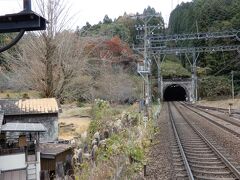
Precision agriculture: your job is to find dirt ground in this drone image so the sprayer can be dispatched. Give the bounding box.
[197,98,240,109]
[59,104,91,140]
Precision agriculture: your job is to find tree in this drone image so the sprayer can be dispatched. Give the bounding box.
[103,15,112,24]
[4,0,86,100]
[94,66,139,103]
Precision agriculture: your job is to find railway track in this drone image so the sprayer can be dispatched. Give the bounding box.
[191,104,240,115]
[168,102,240,180]
[179,102,240,138]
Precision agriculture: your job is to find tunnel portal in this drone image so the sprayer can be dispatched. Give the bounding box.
[164,84,187,101]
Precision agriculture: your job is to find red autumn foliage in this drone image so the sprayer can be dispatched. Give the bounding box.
[82,36,137,65]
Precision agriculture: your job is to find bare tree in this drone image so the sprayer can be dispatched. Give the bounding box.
[92,65,139,103]
[4,0,81,98]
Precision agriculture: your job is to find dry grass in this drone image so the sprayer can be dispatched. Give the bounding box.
[0,90,41,99]
[59,117,91,140]
[59,104,91,140]
[197,98,240,109]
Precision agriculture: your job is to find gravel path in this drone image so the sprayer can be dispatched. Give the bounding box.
[146,103,174,180]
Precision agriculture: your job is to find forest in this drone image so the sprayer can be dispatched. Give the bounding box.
[168,0,240,98]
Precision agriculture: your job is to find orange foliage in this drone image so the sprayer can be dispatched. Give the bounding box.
[82,36,135,63]
[103,36,133,57]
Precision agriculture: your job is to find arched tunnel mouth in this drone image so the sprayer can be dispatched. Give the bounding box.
[164,84,187,101]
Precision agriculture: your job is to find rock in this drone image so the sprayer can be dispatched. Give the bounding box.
[93,131,100,140]
[99,139,106,148]
[91,145,98,162]
[83,153,91,160]
[93,131,100,146]
[100,133,104,141]
[83,143,88,153]
[78,149,83,164]
[112,127,118,133]
[103,130,109,139]
[70,139,76,146]
[92,139,97,147]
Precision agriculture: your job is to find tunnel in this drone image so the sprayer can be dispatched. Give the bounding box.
[164,84,187,101]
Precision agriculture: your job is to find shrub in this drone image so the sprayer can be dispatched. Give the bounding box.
[88,99,111,138]
[199,76,231,99]
[161,61,191,78]
[128,145,144,163]
[91,99,110,120]
[76,100,85,107]
[22,93,30,99]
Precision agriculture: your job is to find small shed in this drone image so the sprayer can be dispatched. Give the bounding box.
[40,143,73,178]
[0,98,61,142]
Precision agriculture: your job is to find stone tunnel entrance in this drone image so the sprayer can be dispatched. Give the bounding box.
[164,84,187,101]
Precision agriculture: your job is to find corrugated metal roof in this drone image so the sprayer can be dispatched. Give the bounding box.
[0,98,59,115]
[40,143,72,156]
[1,123,47,132]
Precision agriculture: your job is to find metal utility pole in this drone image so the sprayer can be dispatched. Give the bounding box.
[192,51,198,102]
[231,70,234,100]
[134,14,164,121]
[143,22,150,107]
[140,19,151,119]
[134,14,162,120]
[153,54,166,100]
[23,0,32,11]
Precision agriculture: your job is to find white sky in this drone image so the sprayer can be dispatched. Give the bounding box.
[0,0,191,28]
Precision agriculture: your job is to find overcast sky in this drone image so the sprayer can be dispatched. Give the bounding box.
[0,0,191,28]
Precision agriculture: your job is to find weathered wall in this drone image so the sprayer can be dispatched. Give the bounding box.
[0,169,26,180]
[4,113,58,142]
[41,149,73,171]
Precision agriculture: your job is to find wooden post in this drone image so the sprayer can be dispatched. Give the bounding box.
[229,103,233,116]
[144,164,147,177]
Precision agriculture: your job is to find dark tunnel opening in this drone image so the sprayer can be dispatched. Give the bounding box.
[164,84,187,101]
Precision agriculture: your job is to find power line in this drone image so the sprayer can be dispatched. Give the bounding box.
[140,45,240,55]
[136,30,240,42]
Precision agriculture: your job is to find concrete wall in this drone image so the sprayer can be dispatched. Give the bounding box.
[162,79,194,102]
[0,153,26,171]
[4,113,58,142]
[0,152,41,180]
[36,151,41,180]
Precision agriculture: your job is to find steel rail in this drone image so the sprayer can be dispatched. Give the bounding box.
[180,102,240,138]
[173,102,240,179]
[182,102,240,128]
[167,102,195,180]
